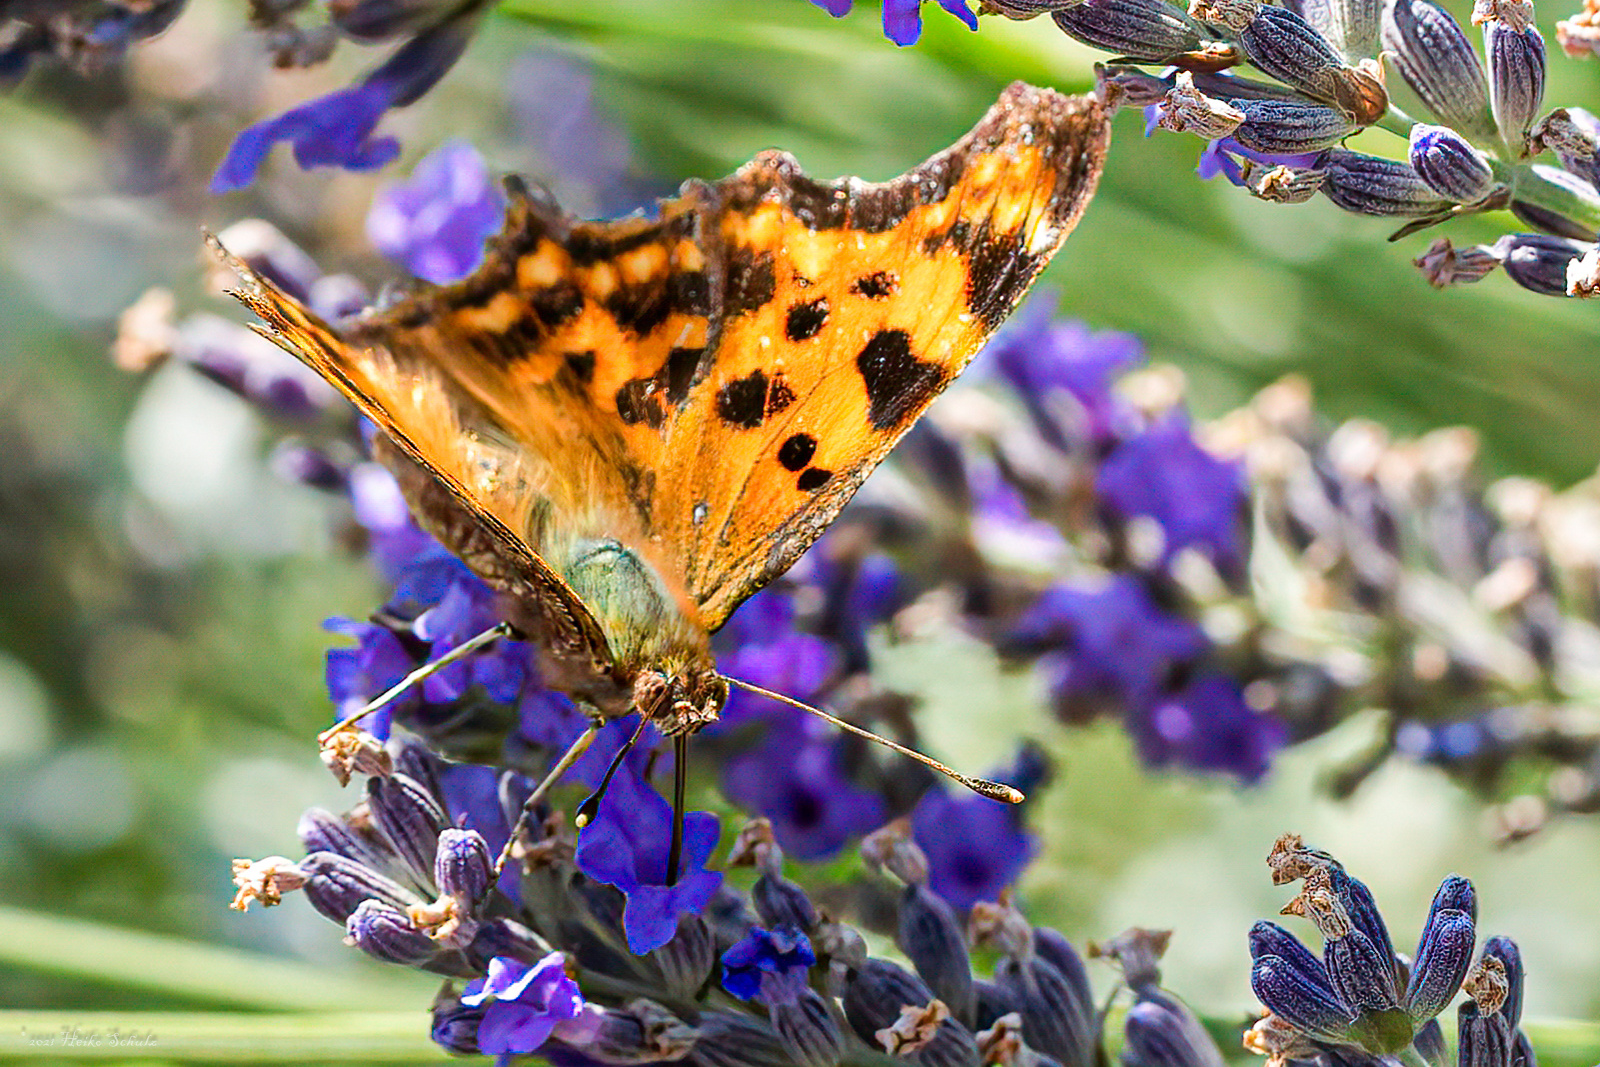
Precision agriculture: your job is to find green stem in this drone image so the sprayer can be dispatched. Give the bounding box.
[1509,163,1600,234]
[0,906,431,1012]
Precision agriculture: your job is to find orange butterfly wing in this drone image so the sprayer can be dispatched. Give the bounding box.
[219,83,1109,697]
[658,85,1110,627]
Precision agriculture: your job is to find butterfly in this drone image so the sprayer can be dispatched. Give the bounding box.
[212,81,1109,845]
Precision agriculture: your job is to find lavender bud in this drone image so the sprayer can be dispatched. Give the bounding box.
[434,827,494,907]
[298,850,419,924]
[1096,64,1175,109]
[1233,5,1381,120]
[771,988,845,1067]
[1230,98,1354,153]
[982,0,1083,14]
[1414,238,1501,287]
[650,913,717,1001]
[1457,1000,1515,1067]
[307,272,372,320]
[1487,20,1546,151]
[297,807,391,872]
[754,871,819,931]
[995,956,1097,1067]
[270,441,349,491]
[690,1012,798,1067]
[1409,124,1496,202]
[1320,149,1452,215]
[327,0,449,41]
[1034,928,1096,1007]
[1383,0,1496,140]
[430,996,485,1055]
[1051,0,1205,61]
[589,1001,698,1065]
[345,898,439,965]
[1324,931,1404,1029]
[366,773,447,887]
[1157,73,1245,138]
[1122,991,1227,1067]
[1405,877,1477,1023]
[1243,161,1326,202]
[1189,0,1259,31]
[1490,232,1594,294]
[1476,936,1525,1026]
[1248,923,1351,1042]
[465,918,555,969]
[899,884,975,1027]
[844,960,978,1067]
[1329,868,1400,971]
[1413,1018,1449,1067]
[973,980,1023,1032]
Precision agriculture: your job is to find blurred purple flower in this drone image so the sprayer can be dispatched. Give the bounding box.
[347,461,469,607]
[1007,576,1209,713]
[805,0,978,45]
[1097,416,1248,577]
[573,767,722,954]
[721,924,816,1003]
[911,782,1035,909]
[1134,676,1285,781]
[507,48,645,217]
[722,715,887,861]
[1197,138,1322,185]
[460,954,602,1056]
[413,579,527,705]
[324,616,414,738]
[368,140,506,284]
[212,18,473,192]
[987,299,1142,449]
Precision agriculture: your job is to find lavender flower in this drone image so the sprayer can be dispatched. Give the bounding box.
[572,765,723,955]
[806,0,978,45]
[212,10,481,190]
[460,954,604,1056]
[367,140,505,284]
[1248,834,1481,1058]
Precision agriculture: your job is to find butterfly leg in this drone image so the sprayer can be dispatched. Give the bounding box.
[667,733,688,888]
[318,622,515,746]
[492,719,601,877]
[574,716,653,829]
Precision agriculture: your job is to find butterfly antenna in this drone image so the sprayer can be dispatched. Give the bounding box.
[721,675,1025,804]
[492,721,600,878]
[574,716,652,829]
[319,622,515,744]
[667,733,688,888]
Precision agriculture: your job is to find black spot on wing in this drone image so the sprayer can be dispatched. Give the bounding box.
[785,297,829,342]
[616,379,666,429]
[725,249,776,315]
[797,467,833,491]
[855,329,947,432]
[716,369,795,429]
[852,271,899,299]
[564,350,596,384]
[669,271,711,317]
[606,284,672,336]
[965,222,1045,329]
[778,433,816,472]
[664,346,703,405]
[530,282,584,328]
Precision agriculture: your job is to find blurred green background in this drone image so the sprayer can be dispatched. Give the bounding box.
[5,0,1600,1061]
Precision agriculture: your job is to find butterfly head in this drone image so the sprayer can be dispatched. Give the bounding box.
[633,666,727,737]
